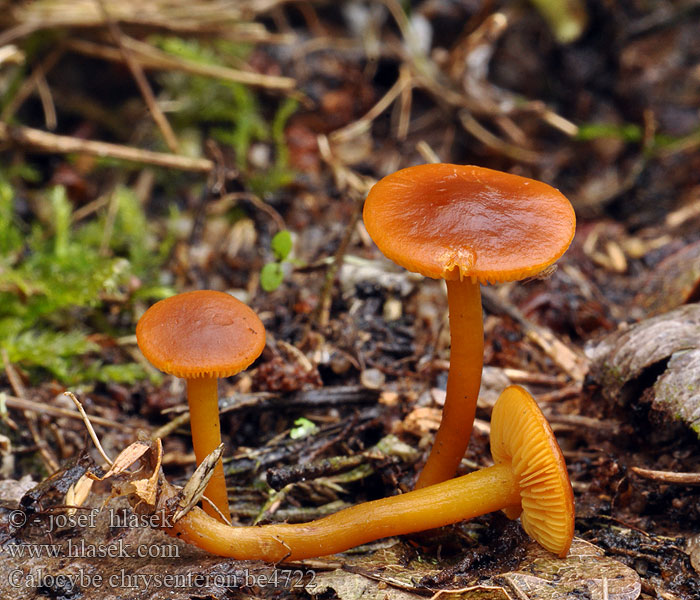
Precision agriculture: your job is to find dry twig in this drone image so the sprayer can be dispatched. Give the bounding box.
[96,0,180,153]
[631,466,700,486]
[0,122,214,172]
[2,351,59,472]
[66,36,297,91]
[3,393,137,430]
[64,392,114,466]
[481,287,589,381]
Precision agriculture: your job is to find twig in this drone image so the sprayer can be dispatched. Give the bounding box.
[66,37,297,91]
[415,140,441,163]
[2,351,59,472]
[65,392,114,466]
[208,192,286,232]
[150,412,191,441]
[481,287,589,381]
[315,196,364,327]
[96,0,180,153]
[0,122,214,172]
[1,1,294,46]
[34,65,58,131]
[330,70,411,143]
[631,466,700,486]
[3,393,138,430]
[1,46,63,124]
[543,412,619,430]
[534,384,582,403]
[217,386,381,415]
[267,455,366,491]
[459,110,540,164]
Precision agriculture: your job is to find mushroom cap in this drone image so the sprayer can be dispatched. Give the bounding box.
[490,385,575,557]
[136,290,266,379]
[363,164,576,284]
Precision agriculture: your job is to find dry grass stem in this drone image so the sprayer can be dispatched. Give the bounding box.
[1,0,290,44]
[97,0,180,153]
[65,392,114,466]
[66,37,296,90]
[2,350,59,472]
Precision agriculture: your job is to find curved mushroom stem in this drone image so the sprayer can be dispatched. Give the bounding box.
[415,279,484,489]
[187,377,231,523]
[168,462,520,562]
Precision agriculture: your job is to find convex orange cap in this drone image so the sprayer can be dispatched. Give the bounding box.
[136,290,266,379]
[363,164,576,284]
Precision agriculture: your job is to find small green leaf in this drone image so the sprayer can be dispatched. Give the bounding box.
[289,417,318,440]
[260,262,284,292]
[270,230,292,261]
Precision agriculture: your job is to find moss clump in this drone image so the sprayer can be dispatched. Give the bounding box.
[0,178,173,383]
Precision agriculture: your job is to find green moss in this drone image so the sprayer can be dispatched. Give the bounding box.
[0,178,174,384]
[152,36,298,196]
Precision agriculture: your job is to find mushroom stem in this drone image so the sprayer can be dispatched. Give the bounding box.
[168,462,520,562]
[187,377,230,522]
[415,278,484,489]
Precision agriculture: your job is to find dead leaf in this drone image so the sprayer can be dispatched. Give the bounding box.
[65,474,94,516]
[401,406,441,436]
[496,539,641,600]
[20,450,97,514]
[309,571,422,600]
[307,539,640,600]
[124,439,163,509]
[173,443,224,522]
[87,440,150,482]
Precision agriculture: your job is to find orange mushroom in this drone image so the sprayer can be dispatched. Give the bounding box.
[363,164,575,489]
[136,290,266,522]
[163,385,574,560]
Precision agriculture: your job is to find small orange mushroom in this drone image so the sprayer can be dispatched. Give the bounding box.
[363,164,576,489]
[164,385,574,561]
[136,290,265,522]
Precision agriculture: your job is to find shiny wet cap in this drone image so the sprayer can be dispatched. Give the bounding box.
[136,290,265,379]
[363,164,575,284]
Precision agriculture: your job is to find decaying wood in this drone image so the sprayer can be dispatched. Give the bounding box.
[587,304,700,436]
[216,385,381,415]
